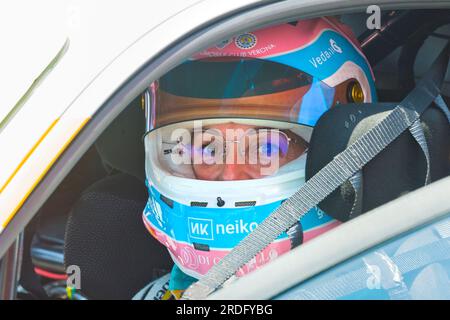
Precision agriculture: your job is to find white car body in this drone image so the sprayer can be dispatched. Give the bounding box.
[0,0,263,234]
[0,0,449,300]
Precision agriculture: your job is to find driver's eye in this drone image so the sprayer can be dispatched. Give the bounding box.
[203,144,216,157]
[259,142,280,158]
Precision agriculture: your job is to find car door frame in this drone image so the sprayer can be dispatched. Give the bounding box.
[209,176,450,299]
[1,0,449,299]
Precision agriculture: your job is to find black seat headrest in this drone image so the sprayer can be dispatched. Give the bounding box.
[306,101,450,222]
[64,173,173,299]
[95,96,146,181]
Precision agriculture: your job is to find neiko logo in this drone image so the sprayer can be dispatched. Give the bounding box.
[188,217,258,241]
[188,217,214,240]
[235,33,257,49]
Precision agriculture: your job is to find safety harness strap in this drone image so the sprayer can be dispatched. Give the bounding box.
[409,118,431,185]
[181,43,450,300]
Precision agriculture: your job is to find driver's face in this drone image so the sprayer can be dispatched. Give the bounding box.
[192,122,307,181]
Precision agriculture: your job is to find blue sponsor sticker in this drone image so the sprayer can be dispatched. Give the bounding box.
[144,184,334,249]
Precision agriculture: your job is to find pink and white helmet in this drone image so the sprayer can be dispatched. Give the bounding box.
[142,17,377,280]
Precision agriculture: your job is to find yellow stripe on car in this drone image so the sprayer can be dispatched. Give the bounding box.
[0,119,59,194]
[1,117,91,229]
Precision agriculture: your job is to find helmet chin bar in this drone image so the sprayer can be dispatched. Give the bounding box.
[142,182,309,280]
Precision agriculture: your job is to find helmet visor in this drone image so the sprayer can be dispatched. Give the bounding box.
[145,57,340,133]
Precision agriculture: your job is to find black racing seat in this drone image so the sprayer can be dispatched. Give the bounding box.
[30,146,108,281]
[306,96,450,221]
[62,96,173,299]
[27,95,169,299]
[64,173,173,299]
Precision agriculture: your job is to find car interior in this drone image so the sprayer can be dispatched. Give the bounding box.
[16,9,450,299]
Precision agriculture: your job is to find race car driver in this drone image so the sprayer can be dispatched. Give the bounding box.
[135,16,377,300]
